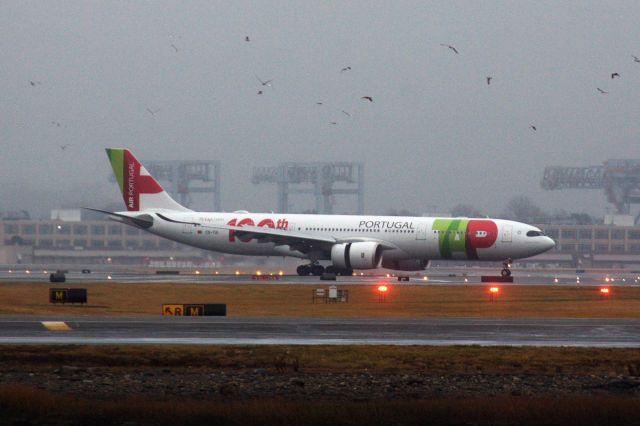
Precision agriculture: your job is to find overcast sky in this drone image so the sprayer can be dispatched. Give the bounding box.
[1,1,639,218]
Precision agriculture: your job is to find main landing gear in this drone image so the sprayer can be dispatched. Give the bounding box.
[296,263,354,276]
[500,258,513,277]
[297,263,324,276]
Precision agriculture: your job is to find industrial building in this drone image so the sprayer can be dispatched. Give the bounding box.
[0,214,208,266]
[252,161,364,214]
[542,159,640,219]
[534,221,640,268]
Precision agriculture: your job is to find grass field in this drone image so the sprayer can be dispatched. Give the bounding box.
[1,345,640,425]
[0,281,639,318]
[2,282,640,424]
[2,388,639,426]
[1,344,639,376]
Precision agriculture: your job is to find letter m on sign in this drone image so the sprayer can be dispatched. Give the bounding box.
[185,304,204,316]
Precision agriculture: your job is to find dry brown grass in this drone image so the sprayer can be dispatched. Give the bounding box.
[1,383,639,426]
[1,345,639,376]
[0,281,639,318]
[2,344,639,424]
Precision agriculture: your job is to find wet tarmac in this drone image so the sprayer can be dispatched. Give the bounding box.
[0,315,638,347]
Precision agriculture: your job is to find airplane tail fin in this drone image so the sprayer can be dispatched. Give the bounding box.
[105,148,190,212]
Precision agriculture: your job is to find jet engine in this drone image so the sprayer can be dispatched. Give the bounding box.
[331,242,383,270]
[381,258,428,271]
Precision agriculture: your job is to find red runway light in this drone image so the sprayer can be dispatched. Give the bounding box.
[600,287,610,294]
[489,287,500,294]
[377,285,388,293]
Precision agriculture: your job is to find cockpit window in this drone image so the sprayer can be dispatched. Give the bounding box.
[526,230,544,237]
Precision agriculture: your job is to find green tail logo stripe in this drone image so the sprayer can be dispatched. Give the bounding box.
[106,148,125,195]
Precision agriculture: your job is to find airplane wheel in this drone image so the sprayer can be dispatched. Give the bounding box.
[311,264,325,276]
[297,265,311,276]
[501,268,511,277]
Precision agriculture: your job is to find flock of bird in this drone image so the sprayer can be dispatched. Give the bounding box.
[595,73,621,95]
[28,35,640,143]
[244,35,375,126]
[436,42,638,132]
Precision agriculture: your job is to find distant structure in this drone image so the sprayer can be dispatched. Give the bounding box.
[251,162,364,214]
[143,160,221,210]
[541,159,640,220]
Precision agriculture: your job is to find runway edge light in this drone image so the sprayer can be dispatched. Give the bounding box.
[377,284,389,303]
[488,286,500,302]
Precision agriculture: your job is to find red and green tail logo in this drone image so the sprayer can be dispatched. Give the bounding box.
[106,148,162,211]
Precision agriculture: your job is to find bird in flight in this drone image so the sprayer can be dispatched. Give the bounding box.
[146,108,160,117]
[529,125,537,131]
[340,66,352,73]
[597,87,608,94]
[60,144,70,150]
[316,102,323,105]
[29,80,41,87]
[51,121,61,127]
[257,90,263,95]
[633,55,640,63]
[361,96,373,102]
[440,43,459,54]
[341,110,351,117]
[486,76,492,85]
[611,72,620,79]
[255,74,273,87]
[329,121,338,125]
[245,36,250,42]
[170,44,179,52]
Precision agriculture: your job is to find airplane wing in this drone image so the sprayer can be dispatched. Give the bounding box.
[155,213,396,255]
[232,225,336,254]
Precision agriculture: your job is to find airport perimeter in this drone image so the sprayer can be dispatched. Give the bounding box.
[2,270,640,424]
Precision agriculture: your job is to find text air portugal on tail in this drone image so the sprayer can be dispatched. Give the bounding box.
[106,148,189,212]
[94,148,555,276]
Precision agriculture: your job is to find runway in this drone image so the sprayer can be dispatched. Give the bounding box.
[1,267,639,286]
[0,315,638,347]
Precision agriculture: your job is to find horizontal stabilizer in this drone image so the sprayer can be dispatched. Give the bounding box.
[83,208,154,229]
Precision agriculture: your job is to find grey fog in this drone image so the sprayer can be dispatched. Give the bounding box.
[1,1,638,219]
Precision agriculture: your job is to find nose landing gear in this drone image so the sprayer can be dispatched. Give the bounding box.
[500,258,513,277]
[481,258,514,283]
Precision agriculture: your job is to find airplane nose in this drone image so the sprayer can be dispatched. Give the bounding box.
[543,236,555,251]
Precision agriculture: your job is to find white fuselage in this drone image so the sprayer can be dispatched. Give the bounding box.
[129,211,555,264]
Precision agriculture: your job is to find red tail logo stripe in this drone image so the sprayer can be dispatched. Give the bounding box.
[123,150,163,211]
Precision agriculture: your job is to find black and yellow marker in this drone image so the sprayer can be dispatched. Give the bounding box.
[162,304,226,316]
[49,288,87,304]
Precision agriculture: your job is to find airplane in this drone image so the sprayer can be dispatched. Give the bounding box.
[91,148,555,276]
